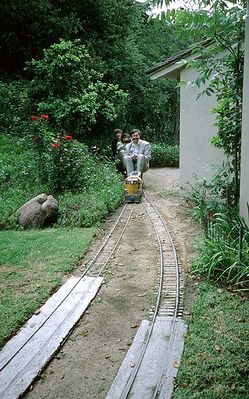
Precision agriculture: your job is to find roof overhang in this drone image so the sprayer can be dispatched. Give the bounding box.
[146,39,213,81]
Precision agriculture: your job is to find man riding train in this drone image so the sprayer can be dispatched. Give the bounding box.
[123,129,151,178]
[121,129,151,203]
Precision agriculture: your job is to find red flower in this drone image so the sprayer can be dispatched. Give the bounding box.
[51,143,61,148]
[64,135,73,140]
[41,114,49,120]
[31,115,39,121]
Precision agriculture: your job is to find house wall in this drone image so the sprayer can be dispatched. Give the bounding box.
[239,10,249,225]
[179,67,226,187]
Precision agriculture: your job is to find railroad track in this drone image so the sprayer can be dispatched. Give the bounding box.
[0,204,135,399]
[0,193,185,399]
[142,193,183,319]
[82,202,135,277]
[106,193,185,399]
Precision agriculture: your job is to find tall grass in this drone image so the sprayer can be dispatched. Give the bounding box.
[194,211,249,289]
[185,171,249,290]
[173,282,248,399]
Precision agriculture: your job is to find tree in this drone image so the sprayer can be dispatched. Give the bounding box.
[0,0,189,143]
[0,0,82,76]
[146,0,246,204]
[95,12,189,142]
[27,39,127,139]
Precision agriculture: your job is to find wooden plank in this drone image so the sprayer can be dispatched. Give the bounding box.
[158,319,187,399]
[0,276,103,399]
[0,277,80,371]
[128,316,173,398]
[105,316,186,399]
[105,320,150,399]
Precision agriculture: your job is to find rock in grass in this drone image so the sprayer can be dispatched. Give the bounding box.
[17,194,58,229]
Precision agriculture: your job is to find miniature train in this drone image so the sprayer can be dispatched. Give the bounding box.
[124,173,143,203]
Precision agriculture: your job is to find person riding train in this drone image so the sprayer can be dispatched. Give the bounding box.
[123,129,151,178]
[111,128,131,172]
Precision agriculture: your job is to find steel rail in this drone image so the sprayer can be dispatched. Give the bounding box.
[143,192,180,318]
[96,204,135,277]
[84,203,129,275]
[119,192,181,398]
[0,203,133,373]
[119,195,167,399]
[143,192,181,399]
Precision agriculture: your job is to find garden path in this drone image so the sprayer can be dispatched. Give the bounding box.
[25,167,201,399]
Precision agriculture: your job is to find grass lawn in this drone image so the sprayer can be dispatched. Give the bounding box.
[0,227,96,348]
[173,281,248,399]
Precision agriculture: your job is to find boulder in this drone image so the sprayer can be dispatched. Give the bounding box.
[41,195,59,226]
[18,194,58,229]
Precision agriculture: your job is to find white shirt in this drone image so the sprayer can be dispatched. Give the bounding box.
[131,143,139,156]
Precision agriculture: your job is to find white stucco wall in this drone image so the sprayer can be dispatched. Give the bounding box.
[239,11,249,225]
[179,67,226,187]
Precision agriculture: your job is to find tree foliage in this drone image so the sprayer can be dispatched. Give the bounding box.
[0,0,82,76]
[26,39,127,138]
[0,0,189,144]
[148,0,246,204]
[107,18,185,141]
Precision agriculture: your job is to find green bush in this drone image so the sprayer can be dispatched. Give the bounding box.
[193,211,249,289]
[150,144,179,167]
[27,39,127,138]
[0,80,31,137]
[0,134,123,230]
[185,163,236,226]
[56,161,124,227]
[83,135,114,160]
[27,115,120,196]
[0,134,43,229]
[185,168,249,289]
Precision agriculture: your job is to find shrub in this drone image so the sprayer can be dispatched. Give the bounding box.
[0,80,31,137]
[83,136,114,160]
[184,163,235,227]
[193,211,249,289]
[0,134,123,230]
[0,134,44,229]
[26,39,127,138]
[184,179,226,227]
[185,166,249,289]
[150,144,179,167]
[28,114,113,196]
[56,162,124,228]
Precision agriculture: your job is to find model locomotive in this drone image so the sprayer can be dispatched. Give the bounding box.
[124,172,143,203]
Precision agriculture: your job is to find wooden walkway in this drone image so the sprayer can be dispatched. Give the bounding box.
[106,316,186,399]
[0,276,103,399]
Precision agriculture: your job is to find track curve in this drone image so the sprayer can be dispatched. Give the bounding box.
[107,192,184,399]
[1,191,185,399]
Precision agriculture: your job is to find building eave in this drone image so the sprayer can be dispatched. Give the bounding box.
[146,38,213,80]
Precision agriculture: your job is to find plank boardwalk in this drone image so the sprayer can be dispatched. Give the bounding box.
[0,276,103,399]
[106,316,186,399]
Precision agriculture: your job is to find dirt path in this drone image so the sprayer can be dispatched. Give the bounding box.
[25,168,200,399]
